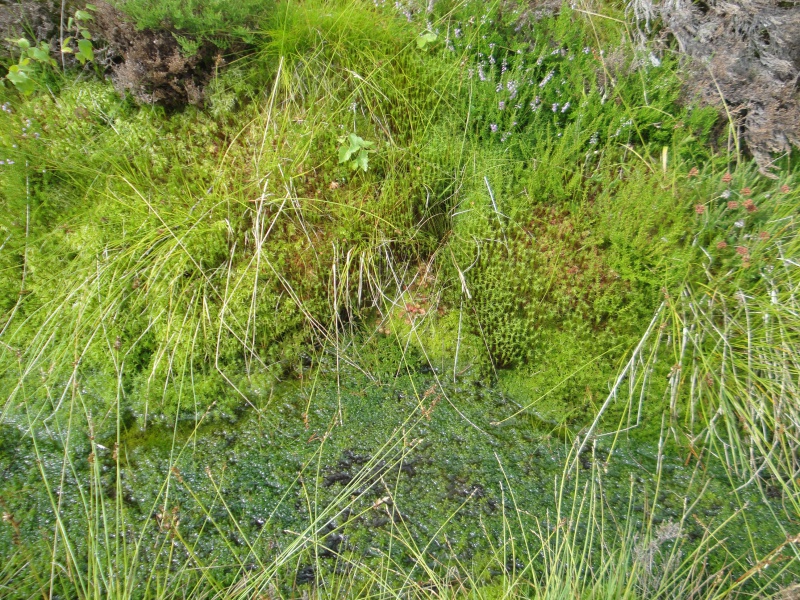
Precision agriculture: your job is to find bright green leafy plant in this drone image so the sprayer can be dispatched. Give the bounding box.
[2,4,97,95]
[61,5,97,65]
[416,31,437,49]
[3,38,57,95]
[337,132,375,171]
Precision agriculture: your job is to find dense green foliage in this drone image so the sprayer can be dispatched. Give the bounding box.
[112,0,273,36]
[1,0,799,598]
[0,2,728,423]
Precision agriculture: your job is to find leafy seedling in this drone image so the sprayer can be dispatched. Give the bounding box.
[62,5,96,64]
[338,133,375,172]
[3,38,57,95]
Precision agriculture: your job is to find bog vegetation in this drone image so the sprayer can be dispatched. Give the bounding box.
[0,0,799,598]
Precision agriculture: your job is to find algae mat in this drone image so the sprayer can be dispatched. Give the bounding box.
[0,364,795,594]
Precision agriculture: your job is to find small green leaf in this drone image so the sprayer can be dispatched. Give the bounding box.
[338,132,374,171]
[77,39,94,64]
[354,150,370,172]
[16,38,30,50]
[7,70,26,82]
[416,32,437,50]
[74,10,94,21]
[85,3,98,10]
[6,69,35,94]
[30,47,51,63]
[80,29,92,40]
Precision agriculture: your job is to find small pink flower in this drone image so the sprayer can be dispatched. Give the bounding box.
[759,231,770,241]
[722,172,732,184]
[695,204,706,214]
[736,246,749,256]
[780,184,790,193]
[687,167,699,178]
[727,201,739,210]
[716,241,728,249]
[741,187,752,197]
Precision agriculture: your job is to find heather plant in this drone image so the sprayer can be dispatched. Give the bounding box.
[111,0,273,38]
[408,6,721,412]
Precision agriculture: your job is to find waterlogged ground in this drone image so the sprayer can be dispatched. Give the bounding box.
[0,361,796,593]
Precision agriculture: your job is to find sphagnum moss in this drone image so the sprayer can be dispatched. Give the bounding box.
[0,0,799,598]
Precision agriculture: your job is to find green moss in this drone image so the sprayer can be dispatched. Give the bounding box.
[0,0,468,421]
[0,0,787,488]
[1,1,800,597]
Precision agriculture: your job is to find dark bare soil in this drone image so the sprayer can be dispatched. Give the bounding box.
[90,1,217,106]
[0,0,59,52]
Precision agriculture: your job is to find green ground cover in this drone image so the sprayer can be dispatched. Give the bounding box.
[1,0,799,597]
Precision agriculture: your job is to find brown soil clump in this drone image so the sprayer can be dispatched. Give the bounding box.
[0,0,59,53]
[90,1,215,107]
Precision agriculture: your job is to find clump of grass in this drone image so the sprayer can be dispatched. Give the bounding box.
[0,0,467,424]
[565,162,800,518]
[1,1,800,598]
[662,169,800,495]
